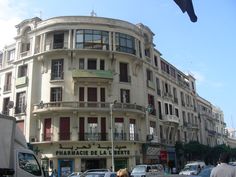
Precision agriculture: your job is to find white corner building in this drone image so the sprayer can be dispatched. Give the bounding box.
[0,16,228,175]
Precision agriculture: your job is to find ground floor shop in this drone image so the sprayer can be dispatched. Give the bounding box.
[34,142,140,177]
[142,144,177,173]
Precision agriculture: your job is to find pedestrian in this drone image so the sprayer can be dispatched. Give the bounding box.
[210,152,236,177]
[117,168,129,177]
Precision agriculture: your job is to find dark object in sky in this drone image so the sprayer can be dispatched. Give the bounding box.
[173,0,198,22]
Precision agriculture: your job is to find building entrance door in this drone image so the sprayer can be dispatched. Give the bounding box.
[58,159,73,177]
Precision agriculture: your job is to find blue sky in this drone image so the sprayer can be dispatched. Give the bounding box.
[1,0,236,128]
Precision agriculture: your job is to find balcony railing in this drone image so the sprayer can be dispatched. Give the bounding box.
[33,102,146,114]
[58,132,71,141]
[78,133,108,141]
[162,114,180,124]
[45,42,68,51]
[42,133,53,141]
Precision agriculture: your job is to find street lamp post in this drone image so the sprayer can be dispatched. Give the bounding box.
[110,101,116,172]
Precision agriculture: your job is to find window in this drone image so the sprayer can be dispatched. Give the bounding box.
[115,33,135,54]
[18,65,28,78]
[87,88,97,102]
[120,89,130,103]
[18,152,42,176]
[51,59,64,80]
[0,53,2,68]
[114,118,124,140]
[53,33,64,49]
[100,59,105,70]
[148,94,156,115]
[160,60,169,74]
[79,58,85,69]
[156,78,161,96]
[119,62,129,82]
[175,108,179,117]
[8,49,15,61]
[2,97,10,115]
[158,101,162,119]
[4,72,12,92]
[79,87,84,101]
[87,117,98,140]
[129,119,136,140]
[44,118,51,141]
[87,59,97,70]
[165,103,168,114]
[150,121,156,135]
[59,117,70,140]
[50,87,62,102]
[154,55,158,67]
[15,91,26,114]
[100,88,105,102]
[170,66,176,78]
[146,69,153,81]
[76,29,109,50]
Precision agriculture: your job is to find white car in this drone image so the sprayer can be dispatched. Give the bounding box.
[179,161,205,175]
[68,172,83,177]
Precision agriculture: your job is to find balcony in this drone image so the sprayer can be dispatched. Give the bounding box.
[72,70,113,82]
[146,80,155,90]
[33,102,146,115]
[16,76,28,87]
[162,114,180,124]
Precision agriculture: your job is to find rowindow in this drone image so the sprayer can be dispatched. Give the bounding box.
[50,87,62,102]
[18,65,28,78]
[115,33,135,55]
[51,59,64,80]
[15,91,26,114]
[76,29,109,50]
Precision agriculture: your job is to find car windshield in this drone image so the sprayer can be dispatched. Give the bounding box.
[84,173,105,177]
[182,165,197,171]
[132,166,146,173]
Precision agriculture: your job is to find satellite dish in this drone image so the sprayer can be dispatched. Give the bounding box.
[7,101,14,109]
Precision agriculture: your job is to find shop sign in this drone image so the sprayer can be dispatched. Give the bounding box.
[55,144,130,156]
[160,150,167,161]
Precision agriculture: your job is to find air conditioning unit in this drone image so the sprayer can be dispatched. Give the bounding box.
[31,137,37,142]
[151,135,159,143]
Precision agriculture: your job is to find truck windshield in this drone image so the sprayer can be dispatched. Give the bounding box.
[18,152,42,176]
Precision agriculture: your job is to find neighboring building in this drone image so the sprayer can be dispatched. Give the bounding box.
[212,105,227,145]
[0,15,228,175]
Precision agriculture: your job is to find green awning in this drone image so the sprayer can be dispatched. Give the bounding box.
[72,70,113,79]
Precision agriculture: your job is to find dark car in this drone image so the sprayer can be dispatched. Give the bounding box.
[189,166,214,177]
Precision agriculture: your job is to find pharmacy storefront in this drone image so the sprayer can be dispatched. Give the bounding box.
[35,142,138,177]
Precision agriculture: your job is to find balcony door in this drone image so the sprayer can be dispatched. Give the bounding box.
[60,117,70,140]
[44,118,51,141]
[87,87,97,107]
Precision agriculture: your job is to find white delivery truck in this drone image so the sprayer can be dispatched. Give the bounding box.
[0,114,45,177]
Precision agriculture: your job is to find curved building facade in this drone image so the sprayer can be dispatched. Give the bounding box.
[0,16,204,176]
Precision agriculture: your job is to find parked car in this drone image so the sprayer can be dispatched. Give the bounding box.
[229,162,236,166]
[189,166,214,177]
[81,171,116,177]
[130,164,164,177]
[179,161,206,175]
[68,172,83,177]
